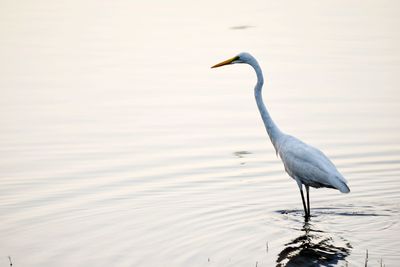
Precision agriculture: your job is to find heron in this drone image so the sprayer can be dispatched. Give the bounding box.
[211,52,350,220]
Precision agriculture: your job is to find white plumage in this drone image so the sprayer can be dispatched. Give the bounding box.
[212,52,350,220]
[278,135,349,193]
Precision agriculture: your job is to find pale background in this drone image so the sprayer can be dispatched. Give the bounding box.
[1,1,399,266]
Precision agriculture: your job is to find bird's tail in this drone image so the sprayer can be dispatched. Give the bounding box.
[335,179,350,193]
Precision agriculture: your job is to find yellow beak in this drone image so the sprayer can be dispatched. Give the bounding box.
[211,56,239,68]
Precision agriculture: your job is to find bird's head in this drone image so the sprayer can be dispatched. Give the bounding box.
[211,52,253,68]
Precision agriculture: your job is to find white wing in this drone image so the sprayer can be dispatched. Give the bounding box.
[277,135,350,193]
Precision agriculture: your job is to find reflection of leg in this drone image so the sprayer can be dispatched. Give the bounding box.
[306,185,310,217]
[299,188,309,221]
[277,221,352,266]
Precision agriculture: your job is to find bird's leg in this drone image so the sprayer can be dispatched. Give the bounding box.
[299,188,309,221]
[305,185,310,218]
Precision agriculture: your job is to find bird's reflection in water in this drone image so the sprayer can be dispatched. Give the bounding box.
[276,222,351,267]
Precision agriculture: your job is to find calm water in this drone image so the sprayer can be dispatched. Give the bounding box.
[1,1,400,266]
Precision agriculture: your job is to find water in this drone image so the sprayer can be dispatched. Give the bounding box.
[1,1,400,266]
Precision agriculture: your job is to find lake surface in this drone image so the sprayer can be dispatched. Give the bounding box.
[1,1,400,266]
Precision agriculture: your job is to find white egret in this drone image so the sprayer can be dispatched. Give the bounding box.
[212,52,350,220]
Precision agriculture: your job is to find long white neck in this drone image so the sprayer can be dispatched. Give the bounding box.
[248,58,284,152]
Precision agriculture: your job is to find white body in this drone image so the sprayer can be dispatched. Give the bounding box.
[212,52,350,218]
[248,52,350,194]
[276,134,349,193]
[213,52,350,194]
[249,53,350,194]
